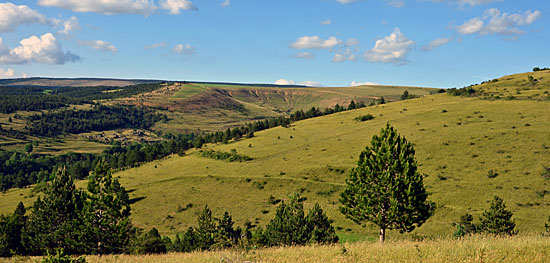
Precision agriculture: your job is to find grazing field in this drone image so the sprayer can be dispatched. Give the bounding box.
[3,92,550,241]
[3,235,550,263]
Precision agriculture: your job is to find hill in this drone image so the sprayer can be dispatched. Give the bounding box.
[0,77,162,87]
[2,71,550,242]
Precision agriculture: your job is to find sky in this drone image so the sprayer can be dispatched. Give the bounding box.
[0,0,547,88]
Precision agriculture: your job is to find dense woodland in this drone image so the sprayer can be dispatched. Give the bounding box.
[0,83,164,113]
[0,100,370,191]
[26,105,166,136]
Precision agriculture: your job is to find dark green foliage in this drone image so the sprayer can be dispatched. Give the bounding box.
[262,194,338,246]
[0,202,26,256]
[22,168,87,255]
[354,114,374,122]
[24,143,33,154]
[130,228,166,254]
[27,105,165,136]
[41,249,86,263]
[533,67,541,72]
[195,206,217,250]
[487,170,499,178]
[447,87,476,96]
[453,213,476,238]
[340,123,433,242]
[544,216,550,235]
[479,196,516,235]
[400,90,416,100]
[82,161,133,254]
[198,149,253,162]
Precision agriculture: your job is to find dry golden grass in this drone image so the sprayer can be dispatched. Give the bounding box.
[3,235,550,263]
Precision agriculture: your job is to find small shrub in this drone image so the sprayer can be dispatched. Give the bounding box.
[487,170,499,178]
[541,166,550,179]
[42,249,86,263]
[354,114,374,122]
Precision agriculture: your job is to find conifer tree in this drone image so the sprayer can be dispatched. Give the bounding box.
[0,202,27,256]
[83,160,134,254]
[196,205,216,250]
[265,194,309,246]
[22,168,86,255]
[306,203,339,244]
[340,123,433,242]
[479,196,516,235]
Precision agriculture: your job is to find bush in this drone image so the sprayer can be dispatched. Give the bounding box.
[354,114,374,122]
[479,196,516,235]
[42,249,85,263]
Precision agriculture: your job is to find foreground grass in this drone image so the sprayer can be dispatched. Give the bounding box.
[4,235,550,263]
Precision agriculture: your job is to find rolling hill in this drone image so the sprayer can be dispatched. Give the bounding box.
[2,70,550,242]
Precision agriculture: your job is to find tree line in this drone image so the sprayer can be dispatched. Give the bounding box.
[26,105,166,136]
[0,162,338,257]
[0,83,164,114]
[1,100,371,191]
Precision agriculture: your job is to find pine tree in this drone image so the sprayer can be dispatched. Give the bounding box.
[340,123,433,242]
[306,203,339,244]
[196,205,216,250]
[22,168,86,255]
[83,160,134,254]
[479,196,516,235]
[265,194,310,246]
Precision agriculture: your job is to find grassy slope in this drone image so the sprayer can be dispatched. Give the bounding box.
[3,235,550,263]
[3,92,550,240]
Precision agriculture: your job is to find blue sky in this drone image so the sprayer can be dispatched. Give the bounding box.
[0,0,547,88]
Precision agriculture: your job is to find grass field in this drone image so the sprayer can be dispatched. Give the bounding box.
[3,235,550,263]
[3,92,550,241]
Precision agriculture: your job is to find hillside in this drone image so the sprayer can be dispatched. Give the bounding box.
[3,71,550,242]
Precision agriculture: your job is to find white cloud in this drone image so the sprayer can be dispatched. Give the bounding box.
[161,0,197,14]
[78,40,118,53]
[0,68,27,78]
[386,0,404,8]
[350,81,380,86]
[457,8,542,36]
[337,0,357,3]
[293,52,315,60]
[38,0,197,15]
[364,27,414,65]
[321,19,332,25]
[332,48,357,63]
[0,2,50,32]
[57,16,80,35]
[431,0,501,6]
[0,33,80,65]
[274,79,321,87]
[274,79,296,85]
[221,0,230,7]
[172,43,195,54]
[145,42,168,50]
[421,37,452,51]
[290,36,342,50]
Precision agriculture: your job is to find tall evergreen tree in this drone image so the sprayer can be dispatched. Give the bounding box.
[196,205,216,250]
[83,160,134,254]
[0,202,27,256]
[479,196,516,235]
[22,168,86,255]
[340,123,433,242]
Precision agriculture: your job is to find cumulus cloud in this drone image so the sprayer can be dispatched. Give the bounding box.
[290,36,342,50]
[332,48,357,63]
[350,81,380,86]
[56,16,80,35]
[78,40,118,53]
[421,37,452,51]
[293,52,315,60]
[0,2,50,32]
[345,38,359,46]
[38,0,197,15]
[0,33,80,65]
[172,43,195,54]
[144,42,168,50]
[364,27,414,65]
[161,0,197,14]
[321,19,332,25]
[457,8,542,36]
[221,0,230,7]
[274,79,321,86]
[0,68,27,78]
